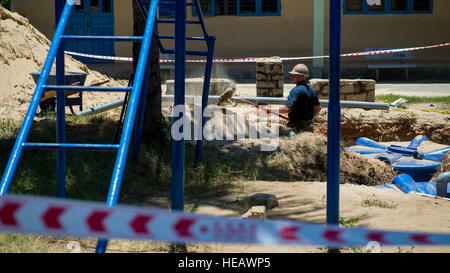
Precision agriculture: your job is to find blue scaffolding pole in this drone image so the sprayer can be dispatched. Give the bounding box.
[55,0,66,198]
[327,0,342,226]
[171,0,186,212]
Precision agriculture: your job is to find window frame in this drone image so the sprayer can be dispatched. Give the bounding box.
[193,0,281,17]
[343,0,433,14]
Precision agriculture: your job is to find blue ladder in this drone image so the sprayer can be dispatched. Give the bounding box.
[136,0,216,167]
[0,0,160,253]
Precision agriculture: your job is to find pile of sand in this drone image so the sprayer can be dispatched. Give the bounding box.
[270,133,397,186]
[0,6,126,119]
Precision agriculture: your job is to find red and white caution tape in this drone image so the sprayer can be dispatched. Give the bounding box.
[0,194,449,247]
[64,51,133,62]
[281,42,450,61]
[65,42,450,63]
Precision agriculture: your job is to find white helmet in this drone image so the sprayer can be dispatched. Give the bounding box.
[289,63,309,77]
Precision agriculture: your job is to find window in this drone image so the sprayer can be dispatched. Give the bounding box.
[159,0,175,18]
[102,0,112,13]
[194,0,280,16]
[215,0,237,15]
[344,0,432,14]
[413,0,430,10]
[391,0,407,11]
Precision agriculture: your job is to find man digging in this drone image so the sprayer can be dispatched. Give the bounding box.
[267,63,321,134]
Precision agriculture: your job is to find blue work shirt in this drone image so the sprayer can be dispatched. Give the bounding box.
[285,81,320,121]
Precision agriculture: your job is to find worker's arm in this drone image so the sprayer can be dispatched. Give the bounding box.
[263,105,291,114]
[313,105,321,119]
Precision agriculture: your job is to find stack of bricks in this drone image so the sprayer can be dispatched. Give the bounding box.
[256,57,284,97]
[309,79,376,102]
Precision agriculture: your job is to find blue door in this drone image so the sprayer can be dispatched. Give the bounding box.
[65,0,114,63]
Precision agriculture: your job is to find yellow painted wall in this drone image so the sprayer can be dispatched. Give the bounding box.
[11,0,450,63]
[13,0,55,39]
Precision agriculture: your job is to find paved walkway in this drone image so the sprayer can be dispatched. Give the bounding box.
[375,83,450,97]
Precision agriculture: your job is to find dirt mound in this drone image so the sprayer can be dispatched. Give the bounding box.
[431,152,450,182]
[0,6,126,119]
[272,132,397,186]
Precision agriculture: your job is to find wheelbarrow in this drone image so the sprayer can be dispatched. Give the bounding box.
[30,72,88,115]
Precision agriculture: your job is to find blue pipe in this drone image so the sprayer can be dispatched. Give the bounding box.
[44,85,133,92]
[392,174,417,194]
[355,137,388,150]
[375,153,402,165]
[194,37,216,168]
[408,135,428,149]
[0,1,74,196]
[326,0,341,227]
[23,143,120,150]
[75,99,125,117]
[171,0,186,212]
[345,147,387,155]
[192,0,210,42]
[56,0,66,198]
[414,147,450,162]
[61,35,144,41]
[95,0,160,253]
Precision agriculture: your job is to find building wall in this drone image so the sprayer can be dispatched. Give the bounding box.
[12,0,55,39]
[11,0,450,64]
[339,0,450,64]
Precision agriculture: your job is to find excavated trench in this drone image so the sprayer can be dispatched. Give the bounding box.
[314,110,450,146]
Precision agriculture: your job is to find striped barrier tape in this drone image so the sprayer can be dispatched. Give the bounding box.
[0,194,449,247]
[64,42,450,63]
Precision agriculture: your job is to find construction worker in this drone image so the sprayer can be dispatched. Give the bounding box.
[267,63,321,133]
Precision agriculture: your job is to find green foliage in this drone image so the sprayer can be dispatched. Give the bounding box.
[339,217,358,228]
[0,0,10,10]
[376,94,450,104]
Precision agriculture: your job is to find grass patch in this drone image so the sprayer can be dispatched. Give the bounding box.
[361,199,398,209]
[339,217,358,228]
[376,94,450,104]
[0,115,248,203]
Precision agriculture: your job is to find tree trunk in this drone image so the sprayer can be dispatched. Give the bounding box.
[132,0,164,144]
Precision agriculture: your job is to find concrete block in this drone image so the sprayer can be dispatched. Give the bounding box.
[256,72,268,81]
[309,78,376,102]
[241,206,266,220]
[271,74,284,81]
[256,81,276,89]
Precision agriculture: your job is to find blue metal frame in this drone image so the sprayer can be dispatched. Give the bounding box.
[136,0,215,171]
[343,0,433,14]
[96,0,160,253]
[0,1,74,196]
[194,36,216,168]
[0,0,160,253]
[56,0,66,198]
[171,0,187,212]
[1,0,214,253]
[327,0,341,227]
